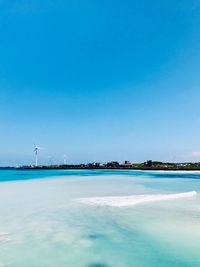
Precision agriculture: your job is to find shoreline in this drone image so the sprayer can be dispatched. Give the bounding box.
[4,167,200,171]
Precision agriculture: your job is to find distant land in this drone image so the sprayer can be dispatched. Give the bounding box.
[2,160,200,171]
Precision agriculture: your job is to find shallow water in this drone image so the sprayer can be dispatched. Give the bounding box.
[0,169,200,267]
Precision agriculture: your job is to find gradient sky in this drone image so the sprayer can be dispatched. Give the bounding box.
[1,0,200,166]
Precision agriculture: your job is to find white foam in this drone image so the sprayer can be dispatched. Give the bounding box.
[0,232,11,243]
[76,191,197,207]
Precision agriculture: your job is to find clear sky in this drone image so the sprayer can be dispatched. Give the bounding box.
[1,0,200,166]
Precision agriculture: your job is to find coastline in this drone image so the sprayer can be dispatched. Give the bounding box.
[9,166,200,171]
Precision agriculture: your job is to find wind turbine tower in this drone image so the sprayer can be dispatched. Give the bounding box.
[64,155,67,165]
[34,145,42,167]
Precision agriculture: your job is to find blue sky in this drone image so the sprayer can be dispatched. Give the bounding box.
[1,0,200,166]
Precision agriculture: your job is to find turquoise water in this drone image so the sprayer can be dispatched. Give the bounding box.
[0,169,200,267]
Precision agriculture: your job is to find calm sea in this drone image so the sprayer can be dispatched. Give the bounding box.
[0,169,200,267]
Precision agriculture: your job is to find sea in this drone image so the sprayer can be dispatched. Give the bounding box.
[0,169,200,267]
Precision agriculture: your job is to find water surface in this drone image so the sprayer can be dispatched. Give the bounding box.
[0,169,200,267]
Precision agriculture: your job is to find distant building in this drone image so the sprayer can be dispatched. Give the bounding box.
[121,161,132,168]
[145,160,153,167]
[106,161,120,168]
[87,162,101,168]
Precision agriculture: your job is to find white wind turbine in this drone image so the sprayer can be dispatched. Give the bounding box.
[34,144,43,167]
[63,155,67,165]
